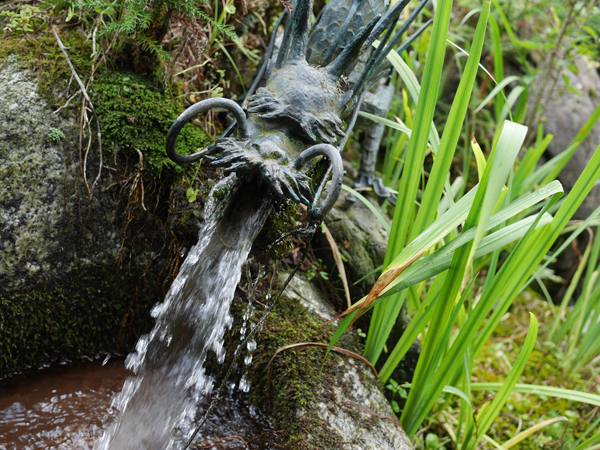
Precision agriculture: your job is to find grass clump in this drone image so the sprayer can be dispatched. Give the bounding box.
[469,291,599,449]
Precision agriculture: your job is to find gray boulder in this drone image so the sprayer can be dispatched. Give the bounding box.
[0,62,164,377]
[536,56,600,219]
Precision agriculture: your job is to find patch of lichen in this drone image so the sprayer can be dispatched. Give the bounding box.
[0,262,160,379]
[0,31,93,106]
[222,267,363,449]
[468,291,599,449]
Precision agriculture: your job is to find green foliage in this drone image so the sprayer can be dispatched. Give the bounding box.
[306,259,328,281]
[1,5,44,35]
[48,126,65,142]
[385,378,408,414]
[186,186,201,203]
[91,71,211,176]
[326,1,600,446]
[79,0,237,60]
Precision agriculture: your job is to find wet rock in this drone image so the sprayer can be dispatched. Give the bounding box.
[0,63,164,377]
[291,286,412,449]
[251,269,413,449]
[0,64,113,289]
[284,271,337,321]
[300,358,412,450]
[319,198,390,299]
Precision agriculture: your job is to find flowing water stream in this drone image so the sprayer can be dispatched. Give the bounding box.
[95,177,273,450]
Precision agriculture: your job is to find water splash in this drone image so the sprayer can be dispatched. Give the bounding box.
[96,177,272,450]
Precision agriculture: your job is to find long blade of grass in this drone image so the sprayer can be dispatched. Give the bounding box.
[401,121,527,437]
[471,383,600,407]
[474,75,521,114]
[359,112,414,140]
[498,85,525,124]
[474,143,600,359]
[377,212,554,303]
[385,49,441,153]
[488,13,505,121]
[339,184,391,234]
[512,133,554,200]
[501,417,568,449]
[354,186,478,328]
[570,414,600,450]
[406,193,560,438]
[330,181,561,349]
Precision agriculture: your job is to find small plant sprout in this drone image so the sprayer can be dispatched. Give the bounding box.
[48,127,65,142]
[307,259,329,281]
[186,187,201,203]
[385,378,408,414]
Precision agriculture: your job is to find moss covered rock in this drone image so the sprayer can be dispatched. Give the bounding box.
[225,270,413,449]
[0,35,208,377]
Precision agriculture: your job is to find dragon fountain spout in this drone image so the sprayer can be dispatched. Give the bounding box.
[96,1,430,448]
[167,0,431,223]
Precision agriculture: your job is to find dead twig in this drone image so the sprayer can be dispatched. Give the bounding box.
[53,90,81,115]
[322,223,352,308]
[52,27,103,197]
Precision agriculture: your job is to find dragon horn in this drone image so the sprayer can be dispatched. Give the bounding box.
[287,0,314,64]
[352,0,416,98]
[275,2,295,69]
[322,0,364,65]
[370,18,433,79]
[326,14,381,79]
[381,0,430,54]
[363,0,412,50]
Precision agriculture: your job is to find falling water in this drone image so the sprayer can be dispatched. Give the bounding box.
[95,177,273,450]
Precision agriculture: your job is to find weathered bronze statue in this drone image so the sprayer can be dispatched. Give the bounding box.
[167,0,429,222]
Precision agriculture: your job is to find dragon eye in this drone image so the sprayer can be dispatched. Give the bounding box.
[260,145,287,162]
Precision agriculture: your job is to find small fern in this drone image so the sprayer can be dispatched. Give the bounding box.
[79,0,236,58]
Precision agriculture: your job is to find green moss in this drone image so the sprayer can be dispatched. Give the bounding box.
[225,278,363,449]
[0,263,160,378]
[91,71,212,177]
[0,30,212,178]
[0,32,93,106]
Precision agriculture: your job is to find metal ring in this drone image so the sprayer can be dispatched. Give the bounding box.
[166,98,249,164]
[293,144,344,221]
